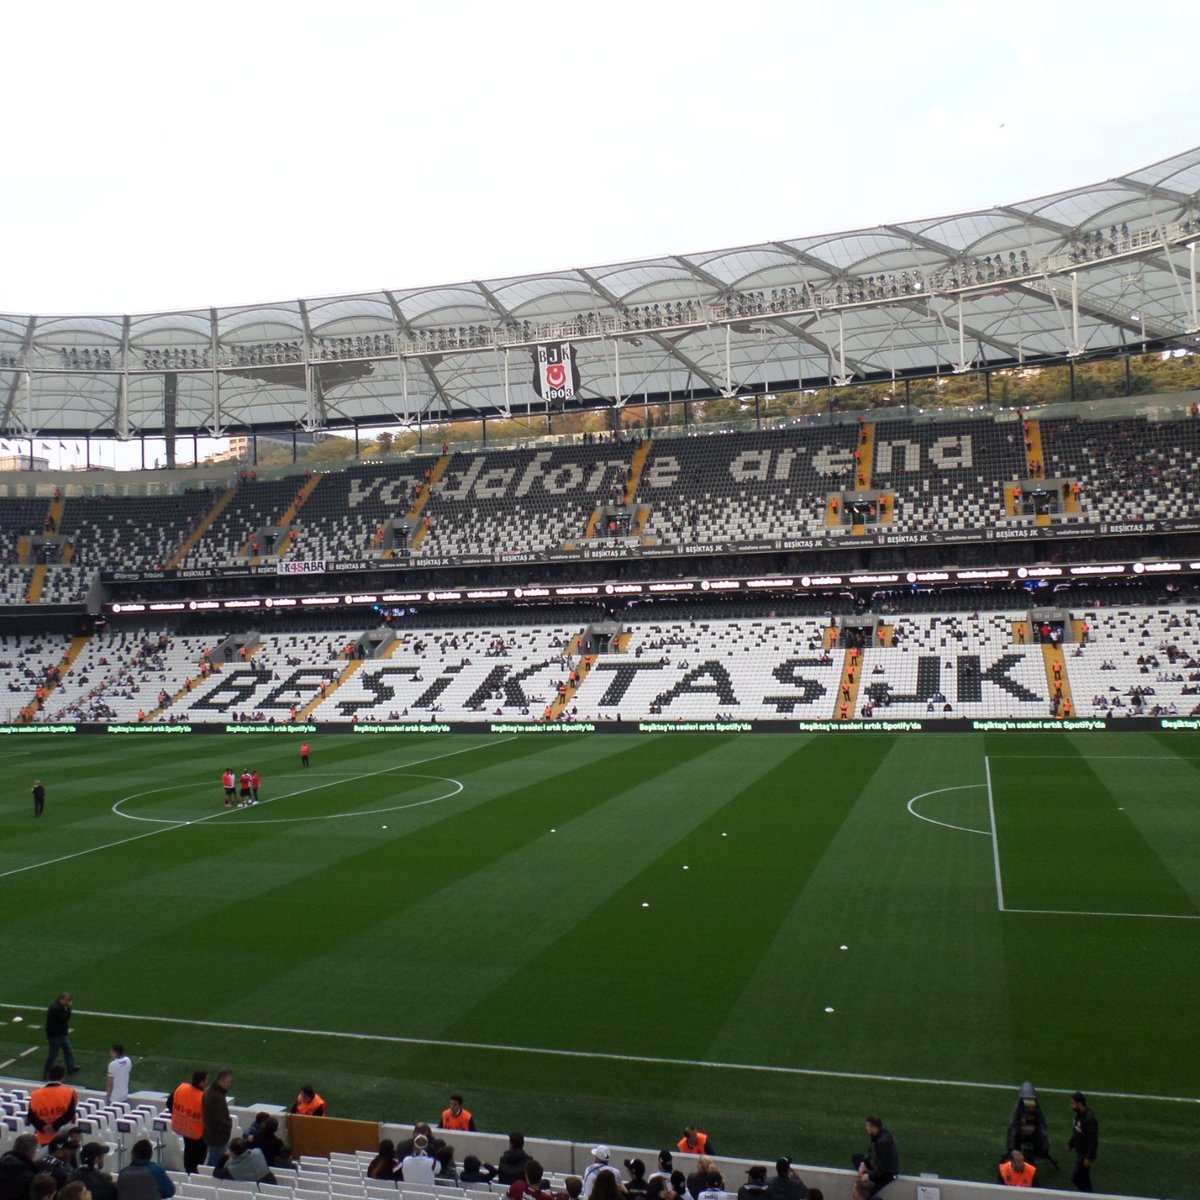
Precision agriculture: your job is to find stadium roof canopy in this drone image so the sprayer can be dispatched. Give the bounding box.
[2,145,1198,440]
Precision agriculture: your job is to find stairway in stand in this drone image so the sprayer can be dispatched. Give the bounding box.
[165,487,236,570]
[1041,643,1075,719]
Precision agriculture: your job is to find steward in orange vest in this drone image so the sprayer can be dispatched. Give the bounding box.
[440,1094,475,1131]
[169,1069,208,1173]
[27,1070,77,1145]
[677,1127,711,1155]
[999,1153,1036,1186]
[170,1075,206,1139]
[291,1086,326,1116]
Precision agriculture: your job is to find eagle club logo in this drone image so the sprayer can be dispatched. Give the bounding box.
[532,342,581,403]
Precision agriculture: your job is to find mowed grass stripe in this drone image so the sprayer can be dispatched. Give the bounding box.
[411,736,816,1058]
[33,735,720,1031]
[707,735,1013,1084]
[0,735,533,1000]
[1064,747,1200,912]
[183,734,711,1032]
[988,748,1197,916]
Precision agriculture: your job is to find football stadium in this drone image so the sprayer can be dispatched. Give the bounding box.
[3,125,1200,1200]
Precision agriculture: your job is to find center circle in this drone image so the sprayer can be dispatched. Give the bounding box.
[112,771,463,826]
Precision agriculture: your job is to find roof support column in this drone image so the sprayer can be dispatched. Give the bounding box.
[1069,271,1083,357]
[613,338,622,406]
[725,325,732,395]
[1189,241,1198,332]
[401,355,409,424]
[503,347,510,414]
[955,295,968,372]
[210,309,221,436]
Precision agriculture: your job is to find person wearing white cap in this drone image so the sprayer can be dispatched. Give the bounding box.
[582,1147,621,1200]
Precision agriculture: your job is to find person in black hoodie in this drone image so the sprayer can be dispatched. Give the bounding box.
[497,1134,531,1186]
[0,1135,39,1200]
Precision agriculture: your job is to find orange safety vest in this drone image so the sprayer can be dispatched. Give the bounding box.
[999,1161,1036,1187]
[677,1132,709,1154]
[441,1106,473,1131]
[29,1083,77,1145]
[294,1092,326,1116]
[171,1082,205,1140]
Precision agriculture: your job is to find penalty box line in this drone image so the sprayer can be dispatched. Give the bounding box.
[0,738,511,882]
[0,1002,1193,1107]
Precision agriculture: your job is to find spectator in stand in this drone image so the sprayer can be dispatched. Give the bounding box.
[202,1068,233,1167]
[400,1135,437,1186]
[695,1171,725,1200]
[685,1157,712,1200]
[434,1145,458,1183]
[739,1167,771,1200]
[589,1174,625,1200]
[29,1175,56,1200]
[623,1160,648,1197]
[508,1159,549,1200]
[36,1135,76,1187]
[245,1116,283,1168]
[582,1147,622,1200]
[365,1141,397,1180]
[118,1139,175,1199]
[396,1122,443,1160]
[647,1152,674,1186]
[214,1139,275,1186]
[768,1158,807,1200]
[497,1134,531,1185]
[460,1156,498,1186]
[560,1179,584,1200]
[0,1136,39,1200]
[69,1144,116,1200]
[853,1117,899,1197]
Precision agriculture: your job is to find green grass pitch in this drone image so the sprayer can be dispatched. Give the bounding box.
[1,731,1197,1199]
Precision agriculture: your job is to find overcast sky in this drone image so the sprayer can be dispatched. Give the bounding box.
[2,0,1197,318]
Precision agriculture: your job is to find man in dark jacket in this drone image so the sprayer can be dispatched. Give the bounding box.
[0,1135,39,1200]
[202,1069,233,1168]
[44,993,78,1078]
[1067,1093,1098,1193]
[854,1116,899,1196]
[69,1143,117,1200]
[768,1158,808,1200]
[497,1133,531,1185]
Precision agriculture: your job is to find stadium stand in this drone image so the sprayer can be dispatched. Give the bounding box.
[419,442,637,557]
[5,408,1200,579]
[6,603,1196,724]
[59,490,219,572]
[1070,606,1200,718]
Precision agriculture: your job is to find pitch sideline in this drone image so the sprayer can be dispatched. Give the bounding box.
[0,1002,1193,1107]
